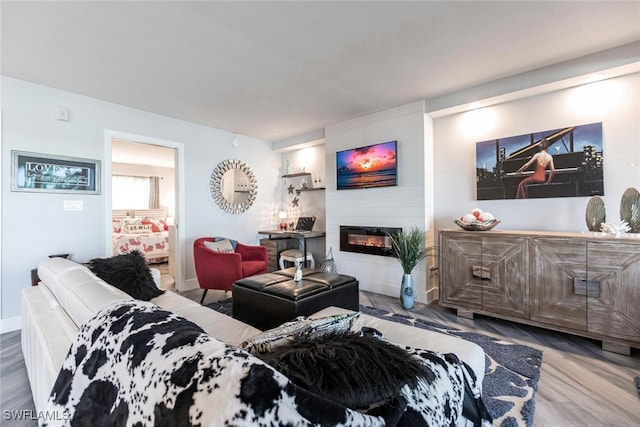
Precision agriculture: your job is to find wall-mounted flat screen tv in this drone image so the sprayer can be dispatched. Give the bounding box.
[336,140,397,190]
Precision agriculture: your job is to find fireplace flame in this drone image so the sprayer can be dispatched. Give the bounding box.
[348,234,390,248]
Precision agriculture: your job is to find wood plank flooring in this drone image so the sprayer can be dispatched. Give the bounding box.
[2,289,639,426]
[0,329,36,426]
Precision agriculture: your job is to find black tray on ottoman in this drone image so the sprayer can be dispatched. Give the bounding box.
[232,268,359,330]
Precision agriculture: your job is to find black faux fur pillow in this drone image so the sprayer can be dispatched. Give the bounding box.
[86,250,164,301]
[257,331,433,410]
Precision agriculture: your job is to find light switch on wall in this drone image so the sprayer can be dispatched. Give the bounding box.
[63,200,83,211]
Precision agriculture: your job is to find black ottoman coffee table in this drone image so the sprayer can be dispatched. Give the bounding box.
[232,267,359,330]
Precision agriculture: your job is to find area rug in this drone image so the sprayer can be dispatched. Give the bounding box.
[359,305,542,427]
[206,300,542,427]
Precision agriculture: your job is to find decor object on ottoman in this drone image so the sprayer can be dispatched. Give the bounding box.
[194,237,268,304]
[619,187,640,233]
[232,268,359,330]
[387,226,430,310]
[293,263,303,281]
[455,208,500,231]
[585,195,606,231]
[85,250,164,301]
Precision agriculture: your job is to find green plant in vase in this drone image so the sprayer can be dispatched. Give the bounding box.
[387,226,432,310]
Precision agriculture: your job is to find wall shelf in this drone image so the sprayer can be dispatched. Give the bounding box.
[282,172,311,178]
[300,187,325,191]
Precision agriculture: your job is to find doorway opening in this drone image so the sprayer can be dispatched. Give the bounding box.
[105,131,185,291]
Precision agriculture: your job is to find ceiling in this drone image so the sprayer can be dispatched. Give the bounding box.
[112,138,176,168]
[2,1,639,143]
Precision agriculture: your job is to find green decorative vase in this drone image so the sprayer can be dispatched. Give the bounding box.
[585,195,606,232]
[620,187,640,233]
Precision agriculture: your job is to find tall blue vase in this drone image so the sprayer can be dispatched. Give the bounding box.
[400,273,415,310]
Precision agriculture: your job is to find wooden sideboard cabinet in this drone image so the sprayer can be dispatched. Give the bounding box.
[440,232,528,319]
[439,229,640,353]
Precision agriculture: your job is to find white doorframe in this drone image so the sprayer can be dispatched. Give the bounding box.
[104,130,186,291]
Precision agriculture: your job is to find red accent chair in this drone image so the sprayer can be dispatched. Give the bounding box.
[193,237,268,304]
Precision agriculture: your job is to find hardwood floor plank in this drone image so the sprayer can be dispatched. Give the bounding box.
[0,330,36,427]
[3,290,639,426]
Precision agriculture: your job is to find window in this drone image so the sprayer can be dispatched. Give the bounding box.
[112,175,150,209]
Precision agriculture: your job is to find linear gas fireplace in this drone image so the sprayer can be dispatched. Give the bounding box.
[340,226,402,256]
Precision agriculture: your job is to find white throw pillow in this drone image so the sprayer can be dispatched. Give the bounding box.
[122,222,153,234]
[203,239,234,253]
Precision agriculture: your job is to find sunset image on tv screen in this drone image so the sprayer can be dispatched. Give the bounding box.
[336,141,397,189]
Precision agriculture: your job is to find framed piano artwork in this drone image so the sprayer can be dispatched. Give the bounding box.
[475,122,603,200]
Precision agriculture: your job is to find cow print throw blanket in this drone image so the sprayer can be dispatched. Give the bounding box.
[45,301,492,426]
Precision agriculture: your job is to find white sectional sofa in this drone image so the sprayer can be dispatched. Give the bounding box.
[21,257,486,424]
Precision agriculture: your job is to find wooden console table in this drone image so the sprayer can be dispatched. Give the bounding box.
[258,230,326,269]
[439,229,640,354]
[259,238,297,272]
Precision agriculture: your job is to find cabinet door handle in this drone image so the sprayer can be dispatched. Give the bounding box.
[573,278,601,297]
[472,265,491,280]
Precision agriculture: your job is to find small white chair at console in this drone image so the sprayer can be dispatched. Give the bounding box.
[279,249,315,270]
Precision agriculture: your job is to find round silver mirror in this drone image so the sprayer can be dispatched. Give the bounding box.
[210,159,257,214]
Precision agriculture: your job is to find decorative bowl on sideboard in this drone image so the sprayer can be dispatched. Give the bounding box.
[454,219,501,231]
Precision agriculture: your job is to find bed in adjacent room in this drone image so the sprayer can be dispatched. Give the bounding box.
[112,209,170,264]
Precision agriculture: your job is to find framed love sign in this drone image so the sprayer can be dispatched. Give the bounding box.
[12,150,101,194]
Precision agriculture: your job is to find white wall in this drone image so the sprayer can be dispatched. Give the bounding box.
[432,72,640,233]
[325,101,435,304]
[1,77,280,320]
[279,145,327,263]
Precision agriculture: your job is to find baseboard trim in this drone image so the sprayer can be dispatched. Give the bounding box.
[180,278,199,292]
[359,282,428,305]
[425,286,439,304]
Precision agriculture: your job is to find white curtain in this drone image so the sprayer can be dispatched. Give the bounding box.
[112,175,150,209]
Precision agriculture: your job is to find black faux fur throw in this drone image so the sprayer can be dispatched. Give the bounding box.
[86,250,164,301]
[258,331,436,410]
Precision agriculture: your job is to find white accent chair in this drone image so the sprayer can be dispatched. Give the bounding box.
[278,249,315,270]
